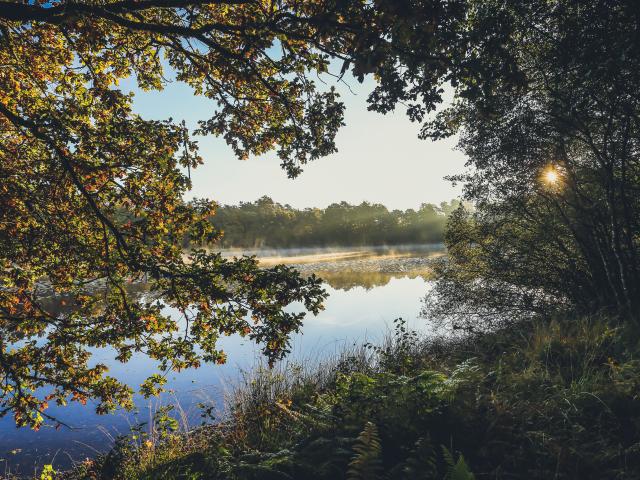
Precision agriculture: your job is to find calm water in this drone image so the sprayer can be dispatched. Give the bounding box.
[0,247,439,475]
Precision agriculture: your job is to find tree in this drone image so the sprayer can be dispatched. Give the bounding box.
[318,0,640,323]
[3,0,638,430]
[419,0,640,325]
[0,0,373,428]
[211,197,451,248]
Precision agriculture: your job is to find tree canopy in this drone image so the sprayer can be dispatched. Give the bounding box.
[420,0,640,326]
[2,0,640,429]
[0,0,366,429]
[212,197,459,248]
[1,0,469,429]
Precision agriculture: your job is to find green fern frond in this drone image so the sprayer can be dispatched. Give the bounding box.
[442,445,456,469]
[347,422,383,480]
[442,446,475,480]
[400,436,437,479]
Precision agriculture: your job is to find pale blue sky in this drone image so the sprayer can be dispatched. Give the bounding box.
[125,75,467,211]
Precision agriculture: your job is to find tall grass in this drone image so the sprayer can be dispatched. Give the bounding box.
[58,314,640,479]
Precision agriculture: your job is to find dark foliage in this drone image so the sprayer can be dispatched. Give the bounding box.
[211,197,460,249]
[63,317,640,480]
[406,1,640,322]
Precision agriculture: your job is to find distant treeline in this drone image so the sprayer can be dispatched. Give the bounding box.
[211,196,461,248]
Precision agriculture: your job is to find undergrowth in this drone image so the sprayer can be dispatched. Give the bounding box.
[49,315,640,479]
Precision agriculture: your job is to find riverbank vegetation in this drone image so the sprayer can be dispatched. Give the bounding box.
[212,197,461,248]
[59,315,640,479]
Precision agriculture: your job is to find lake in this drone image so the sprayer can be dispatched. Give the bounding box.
[0,245,443,475]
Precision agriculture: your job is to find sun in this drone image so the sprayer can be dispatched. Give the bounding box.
[542,166,561,186]
[545,169,559,184]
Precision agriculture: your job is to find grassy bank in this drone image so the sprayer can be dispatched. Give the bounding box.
[58,316,640,480]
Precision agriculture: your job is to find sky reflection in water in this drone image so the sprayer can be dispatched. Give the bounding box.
[0,256,434,473]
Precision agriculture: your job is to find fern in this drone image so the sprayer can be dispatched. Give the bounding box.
[387,434,438,480]
[347,422,383,480]
[399,436,437,479]
[442,446,475,480]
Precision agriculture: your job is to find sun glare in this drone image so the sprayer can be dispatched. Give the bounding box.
[542,166,560,185]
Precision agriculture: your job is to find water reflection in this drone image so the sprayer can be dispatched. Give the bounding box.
[0,248,439,474]
[35,282,152,319]
[317,270,430,291]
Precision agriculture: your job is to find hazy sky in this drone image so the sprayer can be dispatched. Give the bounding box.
[126,75,467,211]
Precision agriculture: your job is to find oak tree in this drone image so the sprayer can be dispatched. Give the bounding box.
[0,0,372,428]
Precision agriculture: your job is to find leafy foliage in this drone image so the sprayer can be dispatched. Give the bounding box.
[2,0,639,461]
[395,436,438,480]
[347,422,383,480]
[0,0,370,428]
[212,197,460,248]
[365,317,423,375]
[61,315,640,480]
[442,447,474,480]
[0,0,474,430]
[405,0,640,322]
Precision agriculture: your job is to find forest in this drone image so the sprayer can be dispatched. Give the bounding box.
[212,197,460,248]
